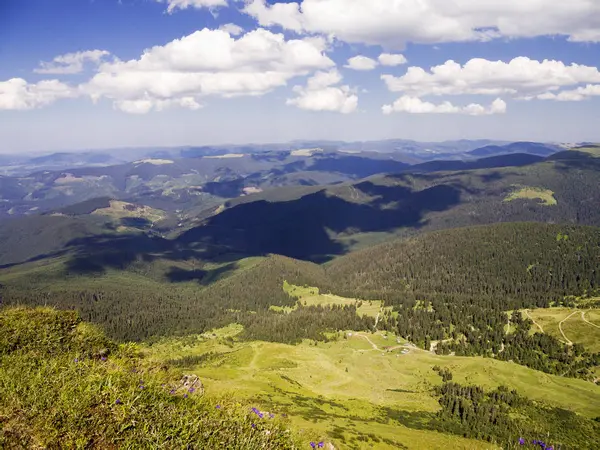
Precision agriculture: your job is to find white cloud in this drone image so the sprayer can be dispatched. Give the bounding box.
[243,0,600,48]
[382,57,600,98]
[82,28,334,114]
[344,55,378,71]
[287,69,358,114]
[161,0,227,13]
[0,78,76,110]
[218,23,245,36]
[537,84,600,101]
[35,50,110,75]
[378,53,407,67]
[382,96,506,116]
[114,96,202,114]
[345,56,378,71]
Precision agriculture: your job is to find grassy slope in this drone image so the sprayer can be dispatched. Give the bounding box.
[145,327,600,450]
[524,307,600,352]
[281,282,386,318]
[0,307,303,449]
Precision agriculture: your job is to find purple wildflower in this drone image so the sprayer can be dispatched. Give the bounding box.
[169,389,176,395]
[74,358,79,363]
[115,399,122,405]
[258,413,264,419]
[101,356,107,362]
[269,413,275,419]
[188,387,195,393]
[139,385,145,390]
[216,405,221,409]
[519,438,525,445]
[547,447,554,450]
[318,443,324,448]
[310,443,316,449]
[251,424,256,429]
[183,394,188,399]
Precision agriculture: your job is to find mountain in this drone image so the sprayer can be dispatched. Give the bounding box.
[176,151,600,261]
[468,141,561,158]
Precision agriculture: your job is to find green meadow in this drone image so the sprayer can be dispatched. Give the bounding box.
[144,324,600,450]
[504,186,557,205]
[524,307,600,352]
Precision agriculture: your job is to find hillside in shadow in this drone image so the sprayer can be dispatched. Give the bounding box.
[177,184,462,261]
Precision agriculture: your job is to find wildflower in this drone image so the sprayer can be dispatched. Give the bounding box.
[269,413,275,419]
[183,394,189,399]
[188,387,195,393]
[251,424,256,429]
[169,389,176,395]
[101,356,107,362]
[115,399,122,405]
[258,413,264,419]
[139,385,145,390]
[310,443,316,449]
[216,405,221,409]
[519,438,525,445]
[318,443,324,448]
[74,358,79,363]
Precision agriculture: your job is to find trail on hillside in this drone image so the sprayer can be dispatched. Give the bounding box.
[355,333,379,350]
[525,310,544,333]
[558,311,579,346]
[581,311,600,329]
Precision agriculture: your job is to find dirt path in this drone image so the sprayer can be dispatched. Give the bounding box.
[581,311,600,329]
[558,311,579,346]
[355,333,379,350]
[525,310,544,333]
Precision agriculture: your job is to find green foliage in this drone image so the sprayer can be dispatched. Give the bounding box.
[0,307,301,449]
[432,382,600,449]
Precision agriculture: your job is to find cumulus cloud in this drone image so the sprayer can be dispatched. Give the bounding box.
[537,84,600,101]
[344,55,378,71]
[35,50,110,75]
[382,96,506,116]
[381,57,600,98]
[161,0,227,13]
[82,28,334,113]
[0,78,76,110]
[287,69,358,114]
[378,53,407,66]
[242,0,600,48]
[218,23,245,36]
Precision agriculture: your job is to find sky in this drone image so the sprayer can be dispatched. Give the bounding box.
[1,0,600,153]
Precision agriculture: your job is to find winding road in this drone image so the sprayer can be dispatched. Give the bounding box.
[558,311,580,346]
[525,310,544,333]
[581,311,600,329]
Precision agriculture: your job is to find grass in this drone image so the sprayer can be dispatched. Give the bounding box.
[572,145,600,157]
[145,326,600,449]
[504,186,557,205]
[523,308,600,351]
[282,282,388,319]
[0,307,304,449]
[92,200,167,223]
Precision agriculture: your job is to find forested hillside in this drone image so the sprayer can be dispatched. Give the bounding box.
[325,223,600,378]
[178,152,600,261]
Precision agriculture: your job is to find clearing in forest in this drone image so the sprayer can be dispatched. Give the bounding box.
[523,308,600,352]
[92,200,166,223]
[504,186,557,206]
[279,282,388,319]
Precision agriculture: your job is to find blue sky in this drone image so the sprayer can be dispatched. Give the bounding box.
[1,0,600,153]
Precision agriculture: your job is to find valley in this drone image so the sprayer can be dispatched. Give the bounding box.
[1,141,600,449]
